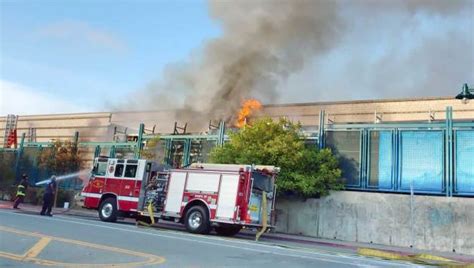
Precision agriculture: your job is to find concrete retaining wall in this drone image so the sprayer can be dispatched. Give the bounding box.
[275,191,474,255]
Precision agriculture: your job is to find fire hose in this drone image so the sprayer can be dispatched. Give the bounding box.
[255,191,268,241]
[136,203,156,227]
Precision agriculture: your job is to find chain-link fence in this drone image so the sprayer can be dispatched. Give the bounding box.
[1,147,92,211]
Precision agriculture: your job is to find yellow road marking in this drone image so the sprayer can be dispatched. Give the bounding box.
[414,253,455,262]
[0,225,166,267]
[358,248,465,266]
[23,237,52,260]
[357,248,409,261]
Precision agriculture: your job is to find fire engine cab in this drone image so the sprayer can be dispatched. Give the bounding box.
[81,157,278,236]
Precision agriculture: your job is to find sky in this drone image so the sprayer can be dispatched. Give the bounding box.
[0,0,473,116]
[0,0,220,115]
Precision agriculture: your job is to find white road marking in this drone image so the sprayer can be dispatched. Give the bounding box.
[0,211,417,267]
[57,214,417,267]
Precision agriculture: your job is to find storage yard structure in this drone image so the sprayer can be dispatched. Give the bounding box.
[1,96,473,196]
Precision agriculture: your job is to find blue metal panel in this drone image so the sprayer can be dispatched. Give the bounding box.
[109,145,116,158]
[318,110,325,149]
[217,121,226,147]
[135,123,145,159]
[325,130,362,188]
[361,130,368,189]
[367,131,393,189]
[94,146,101,158]
[164,139,172,165]
[183,139,191,167]
[399,131,444,192]
[378,132,393,189]
[445,107,454,197]
[455,130,474,194]
[393,129,399,191]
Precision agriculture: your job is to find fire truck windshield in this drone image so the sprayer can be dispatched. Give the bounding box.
[252,171,272,192]
[92,162,107,176]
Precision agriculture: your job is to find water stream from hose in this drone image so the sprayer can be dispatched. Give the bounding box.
[35,170,90,186]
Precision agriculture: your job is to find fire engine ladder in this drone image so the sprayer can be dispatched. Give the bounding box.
[3,114,18,148]
[27,128,37,142]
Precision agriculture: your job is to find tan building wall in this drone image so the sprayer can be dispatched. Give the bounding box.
[1,97,473,146]
[0,112,113,144]
[259,97,474,126]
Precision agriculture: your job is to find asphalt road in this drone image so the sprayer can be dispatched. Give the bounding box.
[0,210,420,267]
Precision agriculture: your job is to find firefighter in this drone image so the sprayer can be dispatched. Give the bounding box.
[146,175,158,191]
[13,174,29,209]
[40,176,57,216]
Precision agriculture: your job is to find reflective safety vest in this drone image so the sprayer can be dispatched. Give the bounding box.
[16,184,26,197]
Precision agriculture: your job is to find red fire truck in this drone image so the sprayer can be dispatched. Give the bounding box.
[81,157,278,236]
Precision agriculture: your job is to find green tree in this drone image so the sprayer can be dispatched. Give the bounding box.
[210,118,343,197]
[0,152,17,199]
[38,140,83,176]
[37,140,84,207]
[140,136,162,160]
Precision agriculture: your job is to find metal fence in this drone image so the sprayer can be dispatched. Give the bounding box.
[0,147,84,190]
[0,151,16,187]
[2,107,471,197]
[0,123,226,190]
[455,130,474,194]
[324,110,474,196]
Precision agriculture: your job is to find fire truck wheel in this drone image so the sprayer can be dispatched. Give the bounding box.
[185,205,210,234]
[99,197,118,222]
[214,225,242,236]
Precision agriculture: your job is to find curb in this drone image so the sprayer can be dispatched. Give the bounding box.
[358,248,473,266]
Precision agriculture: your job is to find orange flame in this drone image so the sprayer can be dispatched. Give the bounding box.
[236,99,262,128]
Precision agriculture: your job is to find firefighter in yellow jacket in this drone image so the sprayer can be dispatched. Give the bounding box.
[13,174,28,209]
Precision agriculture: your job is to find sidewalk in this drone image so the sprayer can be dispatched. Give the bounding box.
[2,200,473,265]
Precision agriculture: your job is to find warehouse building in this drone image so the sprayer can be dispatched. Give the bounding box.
[1,95,473,196]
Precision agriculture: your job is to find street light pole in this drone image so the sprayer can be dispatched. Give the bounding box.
[455,83,474,102]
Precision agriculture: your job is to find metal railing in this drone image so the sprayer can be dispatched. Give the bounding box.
[323,107,474,197]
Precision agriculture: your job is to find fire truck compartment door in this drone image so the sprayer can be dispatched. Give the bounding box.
[248,192,272,224]
[164,172,187,214]
[185,172,220,193]
[216,174,239,219]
